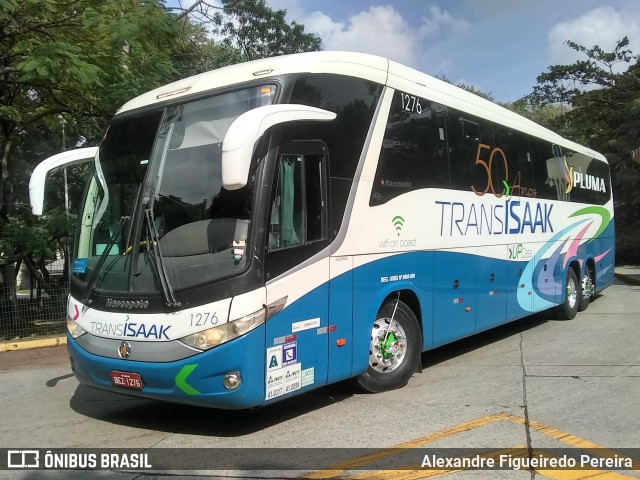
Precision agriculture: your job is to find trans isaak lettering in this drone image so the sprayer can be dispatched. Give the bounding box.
[435,199,553,237]
[90,320,171,339]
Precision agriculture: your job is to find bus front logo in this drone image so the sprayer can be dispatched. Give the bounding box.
[118,341,132,359]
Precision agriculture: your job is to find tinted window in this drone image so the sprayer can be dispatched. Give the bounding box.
[493,125,537,199]
[288,74,383,236]
[563,150,610,204]
[365,90,610,206]
[370,91,449,206]
[447,110,495,192]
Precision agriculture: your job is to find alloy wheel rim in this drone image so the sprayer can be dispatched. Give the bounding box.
[369,317,407,373]
[567,276,578,309]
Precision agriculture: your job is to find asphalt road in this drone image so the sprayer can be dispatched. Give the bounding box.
[1,278,639,480]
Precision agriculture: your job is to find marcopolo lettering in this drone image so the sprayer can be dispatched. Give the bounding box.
[105,298,149,309]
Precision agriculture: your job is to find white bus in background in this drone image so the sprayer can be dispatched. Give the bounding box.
[30,51,614,408]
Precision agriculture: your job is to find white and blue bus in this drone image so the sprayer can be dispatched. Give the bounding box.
[30,51,614,408]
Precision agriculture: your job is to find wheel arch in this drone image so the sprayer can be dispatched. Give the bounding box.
[584,257,596,290]
[568,260,581,287]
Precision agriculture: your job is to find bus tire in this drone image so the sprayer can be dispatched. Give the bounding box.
[355,300,421,393]
[554,268,580,320]
[578,266,594,312]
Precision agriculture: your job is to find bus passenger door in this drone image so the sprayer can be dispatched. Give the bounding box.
[328,255,353,383]
[432,249,476,345]
[264,141,330,400]
[475,245,507,331]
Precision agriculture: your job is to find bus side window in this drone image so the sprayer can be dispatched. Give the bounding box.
[493,124,535,197]
[370,92,449,206]
[447,110,494,192]
[269,152,327,251]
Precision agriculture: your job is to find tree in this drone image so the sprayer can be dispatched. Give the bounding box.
[176,0,322,61]
[529,37,635,105]
[0,1,184,331]
[0,0,180,225]
[526,37,640,152]
[172,17,243,78]
[523,37,640,263]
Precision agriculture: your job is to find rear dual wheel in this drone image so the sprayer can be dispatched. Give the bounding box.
[578,267,594,312]
[554,268,580,320]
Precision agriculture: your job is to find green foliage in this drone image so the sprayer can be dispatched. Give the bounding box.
[529,37,634,106]
[0,0,181,225]
[172,19,243,77]
[521,37,640,264]
[0,0,325,284]
[215,0,322,60]
[0,209,75,261]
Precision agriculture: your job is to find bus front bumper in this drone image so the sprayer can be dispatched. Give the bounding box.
[67,326,266,410]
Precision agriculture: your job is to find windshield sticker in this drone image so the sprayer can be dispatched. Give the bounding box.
[72,258,87,274]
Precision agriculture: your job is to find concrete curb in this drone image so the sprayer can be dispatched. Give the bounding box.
[1,335,67,352]
[614,272,640,286]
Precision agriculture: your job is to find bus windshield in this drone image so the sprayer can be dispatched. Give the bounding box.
[72,85,276,303]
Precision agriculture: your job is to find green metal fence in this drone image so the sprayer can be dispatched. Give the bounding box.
[0,243,68,342]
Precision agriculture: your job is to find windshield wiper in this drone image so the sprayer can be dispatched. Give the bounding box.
[144,208,181,308]
[81,216,127,305]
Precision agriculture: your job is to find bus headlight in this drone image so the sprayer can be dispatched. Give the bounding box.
[66,315,87,339]
[180,307,266,351]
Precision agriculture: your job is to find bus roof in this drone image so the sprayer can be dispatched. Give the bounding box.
[116,51,389,115]
[116,51,606,164]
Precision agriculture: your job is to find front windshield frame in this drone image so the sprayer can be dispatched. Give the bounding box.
[70,82,279,308]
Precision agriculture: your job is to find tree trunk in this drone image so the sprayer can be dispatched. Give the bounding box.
[22,256,52,296]
[0,133,14,223]
[0,260,19,328]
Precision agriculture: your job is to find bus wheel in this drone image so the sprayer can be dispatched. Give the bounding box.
[578,267,594,312]
[355,300,420,393]
[554,268,580,320]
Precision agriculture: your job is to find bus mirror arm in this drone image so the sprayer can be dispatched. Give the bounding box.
[221,104,337,190]
[29,147,98,216]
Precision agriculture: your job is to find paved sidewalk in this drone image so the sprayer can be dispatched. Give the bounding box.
[615,265,640,285]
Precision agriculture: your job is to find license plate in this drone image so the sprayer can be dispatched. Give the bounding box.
[111,371,143,390]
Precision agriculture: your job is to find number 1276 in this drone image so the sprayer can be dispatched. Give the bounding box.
[401,93,422,114]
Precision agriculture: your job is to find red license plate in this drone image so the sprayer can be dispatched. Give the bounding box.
[111,371,143,390]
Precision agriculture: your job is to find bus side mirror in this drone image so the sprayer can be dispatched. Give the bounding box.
[221,104,336,190]
[29,147,98,216]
